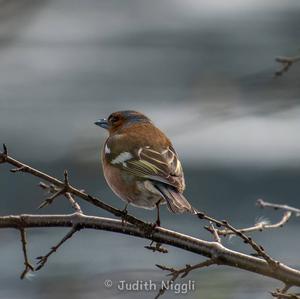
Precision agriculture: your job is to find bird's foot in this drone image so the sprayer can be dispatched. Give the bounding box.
[151,219,161,228]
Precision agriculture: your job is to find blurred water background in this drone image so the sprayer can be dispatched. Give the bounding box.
[0,0,300,298]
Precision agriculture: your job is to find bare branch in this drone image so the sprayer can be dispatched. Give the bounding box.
[280,285,292,293]
[197,211,279,266]
[35,223,81,271]
[65,193,83,214]
[1,213,300,287]
[257,199,300,215]
[155,259,216,298]
[270,284,300,299]
[145,241,168,253]
[271,291,300,299]
[274,55,300,77]
[37,170,73,209]
[38,180,83,214]
[205,222,221,243]
[19,228,34,279]
[223,219,279,267]
[38,188,65,209]
[10,165,27,173]
[217,211,292,236]
[212,198,299,237]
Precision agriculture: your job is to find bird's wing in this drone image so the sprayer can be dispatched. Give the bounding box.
[110,145,185,191]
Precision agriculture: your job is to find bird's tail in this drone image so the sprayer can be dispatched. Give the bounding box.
[155,183,196,214]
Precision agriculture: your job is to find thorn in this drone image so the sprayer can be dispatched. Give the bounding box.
[3,144,7,155]
[39,182,49,189]
[0,144,8,163]
[10,166,26,173]
[256,199,265,209]
[155,264,166,270]
[64,170,70,187]
[37,200,49,210]
[144,243,168,254]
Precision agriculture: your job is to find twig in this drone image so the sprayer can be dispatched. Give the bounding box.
[217,211,292,236]
[145,241,168,253]
[39,180,83,214]
[65,193,83,214]
[205,222,221,243]
[38,188,65,209]
[35,223,81,271]
[36,184,83,269]
[271,292,300,299]
[155,259,216,298]
[213,198,299,236]
[37,170,72,209]
[19,228,34,279]
[274,55,300,77]
[197,211,279,267]
[257,199,300,215]
[222,219,279,267]
[10,165,27,173]
[270,285,299,299]
[280,285,292,293]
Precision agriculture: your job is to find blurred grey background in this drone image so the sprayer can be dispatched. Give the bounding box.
[0,0,300,298]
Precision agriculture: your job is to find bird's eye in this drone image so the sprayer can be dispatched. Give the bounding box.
[108,115,120,124]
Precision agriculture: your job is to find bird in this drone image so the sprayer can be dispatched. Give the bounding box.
[95,110,195,226]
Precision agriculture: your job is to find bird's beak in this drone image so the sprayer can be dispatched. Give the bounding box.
[94,118,109,129]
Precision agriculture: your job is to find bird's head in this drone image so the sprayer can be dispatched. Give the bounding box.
[95,110,152,134]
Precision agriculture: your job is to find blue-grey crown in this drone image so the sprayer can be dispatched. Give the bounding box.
[118,110,152,124]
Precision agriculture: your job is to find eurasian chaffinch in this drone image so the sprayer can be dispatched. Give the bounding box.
[95,110,194,226]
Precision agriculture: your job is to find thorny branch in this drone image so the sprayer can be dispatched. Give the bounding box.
[155,259,216,298]
[257,199,300,215]
[1,144,300,298]
[36,223,82,271]
[197,210,279,267]
[38,170,73,209]
[39,181,83,214]
[215,199,296,236]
